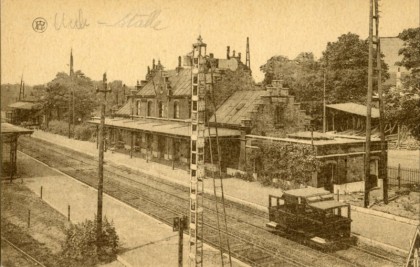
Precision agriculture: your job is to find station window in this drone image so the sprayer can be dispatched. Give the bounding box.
[136,101,141,115]
[192,140,196,151]
[158,101,164,118]
[193,85,198,96]
[193,75,198,84]
[192,101,197,111]
[192,153,196,164]
[147,101,153,117]
[173,102,180,119]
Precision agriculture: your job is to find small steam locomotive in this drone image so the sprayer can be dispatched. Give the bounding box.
[267,187,357,251]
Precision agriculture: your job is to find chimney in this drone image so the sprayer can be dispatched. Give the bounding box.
[232,50,236,57]
[227,46,230,59]
[136,80,141,90]
[238,52,241,61]
[209,53,214,58]
[152,59,156,69]
[147,66,151,74]
[178,56,181,68]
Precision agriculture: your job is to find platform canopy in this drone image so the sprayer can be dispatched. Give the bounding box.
[87,117,241,139]
[326,103,379,118]
[1,123,34,136]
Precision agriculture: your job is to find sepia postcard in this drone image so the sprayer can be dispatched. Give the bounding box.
[1,0,420,266]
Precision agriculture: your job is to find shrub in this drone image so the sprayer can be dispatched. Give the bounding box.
[62,216,119,265]
[74,124,95,141]
[47,120,69,136]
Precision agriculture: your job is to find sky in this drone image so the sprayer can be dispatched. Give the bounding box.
[1,0,419,86]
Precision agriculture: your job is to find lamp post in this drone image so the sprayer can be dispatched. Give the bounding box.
[96,73,111,249]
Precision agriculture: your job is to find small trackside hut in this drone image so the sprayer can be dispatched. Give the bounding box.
[267,187,356,251]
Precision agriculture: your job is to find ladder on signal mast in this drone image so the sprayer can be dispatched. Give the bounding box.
[206,66,232,267]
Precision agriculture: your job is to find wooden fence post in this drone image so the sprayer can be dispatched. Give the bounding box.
[27,209,31,228]
[397,164,401,189]
[40,186,43,199]
[68,205,70,221]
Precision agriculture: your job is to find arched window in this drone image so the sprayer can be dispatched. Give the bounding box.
[173,101,180,119]
[147,101,153,117]
[158,101,163,118]
[136,101,141,115]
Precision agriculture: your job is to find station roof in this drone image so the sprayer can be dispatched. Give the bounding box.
[309,200,349,211]
[246,133,377,146]
[209,90,268,126]
[87,117,241,138]
[1,123,34,135]
[137,68,191,97]
[326,103,379,118]
[284,187,331,198]
[8,101,41,110]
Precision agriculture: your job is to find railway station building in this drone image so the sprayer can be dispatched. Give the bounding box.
[244,132,386,193]
[88,41,249,171]
[88,37,384,194]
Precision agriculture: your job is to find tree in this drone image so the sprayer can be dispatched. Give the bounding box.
[35,71,98,125]
[321,32,389,103]
[398,27,420,90]
[387,27,420,140]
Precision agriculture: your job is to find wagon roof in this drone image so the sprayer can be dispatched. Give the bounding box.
[283,187,331,198]
[308,200,349,211]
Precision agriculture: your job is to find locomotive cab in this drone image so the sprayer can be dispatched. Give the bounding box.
[267,187,356,251]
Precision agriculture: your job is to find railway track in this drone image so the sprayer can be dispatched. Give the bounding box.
[1,237,47,267]
[18,136,406,267]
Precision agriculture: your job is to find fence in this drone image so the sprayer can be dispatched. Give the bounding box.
[388,164,420,187]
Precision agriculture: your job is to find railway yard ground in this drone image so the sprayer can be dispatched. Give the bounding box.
[2,152,237,267]
[1,129,418,266]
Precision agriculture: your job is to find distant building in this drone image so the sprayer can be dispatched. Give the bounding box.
[380,37,409,89]
[6,97,43,127]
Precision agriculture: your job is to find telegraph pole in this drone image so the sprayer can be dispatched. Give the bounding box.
[364,0,374,208]
[96,72,111,248]
[323,70,326,133]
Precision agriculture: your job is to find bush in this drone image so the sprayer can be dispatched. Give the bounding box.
[45,120,95,141]
[62,216,119,265]
[74,124,95,141]
[47,120,69,136]
[234,171,254,182]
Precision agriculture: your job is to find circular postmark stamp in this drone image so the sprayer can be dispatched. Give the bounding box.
[32,17,48,33]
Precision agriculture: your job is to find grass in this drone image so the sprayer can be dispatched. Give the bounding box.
[1,182,96,267]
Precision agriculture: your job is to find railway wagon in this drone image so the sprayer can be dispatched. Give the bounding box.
[266,187,357,251]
